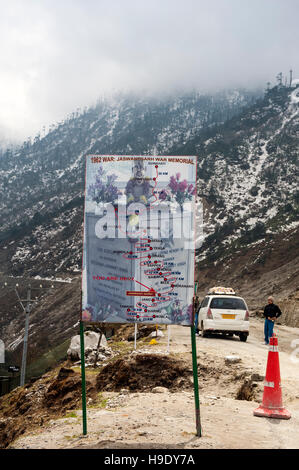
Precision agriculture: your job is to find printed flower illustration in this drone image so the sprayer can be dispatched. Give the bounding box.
[82,305,94,321]
[159,173,196,205]
[82,309,92,321]
[88,165,120,204]
[159,189,168,201]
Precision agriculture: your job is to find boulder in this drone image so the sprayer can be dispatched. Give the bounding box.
[67,331,108,360]
[150,330,164,338]
[152,386,169,393]
[225,355,241,365]
[251,373,264,382]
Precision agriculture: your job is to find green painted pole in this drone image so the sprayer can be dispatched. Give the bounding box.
[80,321,87,435]
[191,281,202,437]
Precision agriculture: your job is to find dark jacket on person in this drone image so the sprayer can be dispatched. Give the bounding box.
[263,303,282,319]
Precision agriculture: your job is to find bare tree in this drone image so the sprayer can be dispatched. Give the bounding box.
[276,72,283,87]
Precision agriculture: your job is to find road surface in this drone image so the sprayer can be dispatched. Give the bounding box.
[10,317,299,449]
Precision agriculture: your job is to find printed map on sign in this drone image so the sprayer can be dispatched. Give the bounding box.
[82,155,196,325]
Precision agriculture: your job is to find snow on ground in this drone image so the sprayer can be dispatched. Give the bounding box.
[246,217,259,227]
[33,276,73,283]
[290,86,299,104]
[8,335,23,351]
[281,220,299,232]
[212,86,298,229]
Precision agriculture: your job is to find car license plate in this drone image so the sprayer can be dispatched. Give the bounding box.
[222,314,236,319]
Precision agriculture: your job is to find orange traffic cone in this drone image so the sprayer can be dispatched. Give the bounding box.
[253,334,291,419]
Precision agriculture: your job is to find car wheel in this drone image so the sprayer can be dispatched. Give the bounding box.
[239,333,248,342]
[201,322,209,338]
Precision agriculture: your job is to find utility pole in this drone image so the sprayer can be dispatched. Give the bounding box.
[290,69,293,87]
[20,285,32,387]
[15,282,54,387]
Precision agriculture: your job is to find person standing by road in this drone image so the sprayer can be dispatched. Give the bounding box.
[194,296,200,335]
[263,296,282,344]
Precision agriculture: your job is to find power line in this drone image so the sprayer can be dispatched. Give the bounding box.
[3,281,55,387]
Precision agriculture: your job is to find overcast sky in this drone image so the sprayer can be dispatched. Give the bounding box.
[0,0,298,142]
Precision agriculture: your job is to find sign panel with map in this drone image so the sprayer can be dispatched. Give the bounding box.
[82,155,196,325]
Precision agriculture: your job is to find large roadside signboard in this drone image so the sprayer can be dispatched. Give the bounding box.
[81,155,196,325]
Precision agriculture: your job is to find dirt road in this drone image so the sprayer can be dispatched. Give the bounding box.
[10,317,299,449]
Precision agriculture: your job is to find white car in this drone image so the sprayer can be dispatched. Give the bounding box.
[198,292,249,342]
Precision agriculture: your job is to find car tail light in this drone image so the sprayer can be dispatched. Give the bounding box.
[207,308,213,319]
[245,310,249,321]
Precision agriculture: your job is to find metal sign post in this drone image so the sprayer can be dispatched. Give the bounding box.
[191,281,202,437]
[167,325,171,354]
[20,287,31,387]
[134,322,137,350]
[80,320,87,435]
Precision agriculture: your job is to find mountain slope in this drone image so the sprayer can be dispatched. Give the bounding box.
[175,85,299,308]
[1,85,298,373]
[174,85,298,245]
[0,89,259,277]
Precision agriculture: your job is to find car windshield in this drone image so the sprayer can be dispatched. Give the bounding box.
[210,297,246,310]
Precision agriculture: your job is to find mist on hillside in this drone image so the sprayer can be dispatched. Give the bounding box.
[0,0,298,141]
